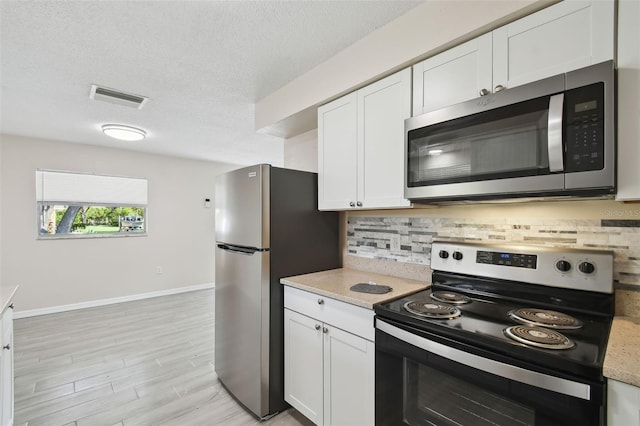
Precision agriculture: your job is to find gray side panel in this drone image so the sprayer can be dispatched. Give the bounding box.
[267,167,341,415]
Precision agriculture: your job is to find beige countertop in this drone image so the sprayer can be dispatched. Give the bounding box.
[604,316,640,387]
[282,268,640,388]
[281,268,428,309]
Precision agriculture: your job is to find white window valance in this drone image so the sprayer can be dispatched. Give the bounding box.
[36,170,148,206]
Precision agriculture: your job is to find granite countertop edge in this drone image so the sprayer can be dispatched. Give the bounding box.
[603,315,640,388]
[281,268,429,310]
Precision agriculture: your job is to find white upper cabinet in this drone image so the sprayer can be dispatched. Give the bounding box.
[412,0,615,116]
[493,0,614,90]
[318,68,412,211]
[317,93,358,210]
[616,0,640,201]
[413,34,492,116]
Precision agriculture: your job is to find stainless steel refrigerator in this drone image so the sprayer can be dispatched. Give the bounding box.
[214,164,340,419]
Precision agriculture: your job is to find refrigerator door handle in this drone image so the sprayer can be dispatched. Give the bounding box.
[217,243,268,255]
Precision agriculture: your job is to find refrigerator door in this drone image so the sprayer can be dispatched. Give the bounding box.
[215,164,270,249]
[215,243,271,418]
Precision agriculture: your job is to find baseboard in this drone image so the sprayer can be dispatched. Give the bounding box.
[13,282,215,319]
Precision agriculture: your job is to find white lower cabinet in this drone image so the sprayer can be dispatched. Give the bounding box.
[322,324,374,426]
[284,287,375,426]
[608,379,640,426]
[285,309,324,424]
[0,304,14,426]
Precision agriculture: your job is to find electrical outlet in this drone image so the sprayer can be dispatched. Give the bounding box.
[156,266,163,274]
[390,235,400,252]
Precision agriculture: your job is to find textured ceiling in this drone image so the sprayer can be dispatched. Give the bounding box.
[0,0,422,166]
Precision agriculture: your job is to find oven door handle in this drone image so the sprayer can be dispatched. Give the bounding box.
[376,319,591,401]
[547,93,565,172]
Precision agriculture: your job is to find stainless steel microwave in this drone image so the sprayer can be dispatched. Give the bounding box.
[404,60,615,202]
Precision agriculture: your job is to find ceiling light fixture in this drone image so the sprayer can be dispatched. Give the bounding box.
[101,124,146,141]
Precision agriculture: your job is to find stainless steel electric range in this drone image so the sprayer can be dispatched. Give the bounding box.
[374,242,614,426]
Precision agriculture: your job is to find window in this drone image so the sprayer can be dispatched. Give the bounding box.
[36,170,148,238]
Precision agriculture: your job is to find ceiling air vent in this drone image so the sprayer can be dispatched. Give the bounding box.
[89,85,148,109]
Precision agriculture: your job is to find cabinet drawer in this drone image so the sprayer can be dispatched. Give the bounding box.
[284,286,375,341]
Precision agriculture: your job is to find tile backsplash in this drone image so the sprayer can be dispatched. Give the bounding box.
[347,215,640,288]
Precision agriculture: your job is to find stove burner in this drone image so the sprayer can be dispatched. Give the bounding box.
[504,325,575,350]
[430,291,471,305]
[509,308,583,329]
[403,301,461,319]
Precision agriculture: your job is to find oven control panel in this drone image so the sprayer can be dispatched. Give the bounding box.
[431,242,613,294]
[476,250,537,269]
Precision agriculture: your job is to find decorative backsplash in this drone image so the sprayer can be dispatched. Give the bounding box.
[347,216,640,288]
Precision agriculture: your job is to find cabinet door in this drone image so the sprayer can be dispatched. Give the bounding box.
[608,379,640,425]
[1,307,13,426]
[323,326,374,426]
[0,317,3,425]
[412,34,492,116]
[284,309,324,425]
[616,0,640,201]
[493,0,615,91]
[358,68,412,210]
[318,93,358,210]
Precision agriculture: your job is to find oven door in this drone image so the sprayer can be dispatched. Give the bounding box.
[375,318,605,426]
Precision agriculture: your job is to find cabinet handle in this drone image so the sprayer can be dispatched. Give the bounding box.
[494,84,505,92]
[322,327,329,334]
[479,88,490,96]
[349,201,355,207]
[315,324,321,331]
[317,299,324,305]
[356,201,363,207]
[3,344,9,351]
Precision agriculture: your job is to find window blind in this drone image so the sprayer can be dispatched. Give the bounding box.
[36,170,148,206]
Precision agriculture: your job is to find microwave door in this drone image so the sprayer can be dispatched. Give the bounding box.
[405,91,566,200]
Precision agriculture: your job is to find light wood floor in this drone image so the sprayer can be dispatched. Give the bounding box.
[14,289,312,426]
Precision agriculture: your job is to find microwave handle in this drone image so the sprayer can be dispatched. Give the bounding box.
[547,93,565,172]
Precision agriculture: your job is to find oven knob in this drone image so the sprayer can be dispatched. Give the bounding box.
[555,260,572,272]
[452,251,463,261]
[579,261,596,274]
[438,250,449,259]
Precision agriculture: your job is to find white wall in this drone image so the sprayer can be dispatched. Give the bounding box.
[283,129,318,173]
[0,135,238,312]
[255,0,554,138]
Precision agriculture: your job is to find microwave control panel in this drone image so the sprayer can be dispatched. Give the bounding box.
[564,82,605,173]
